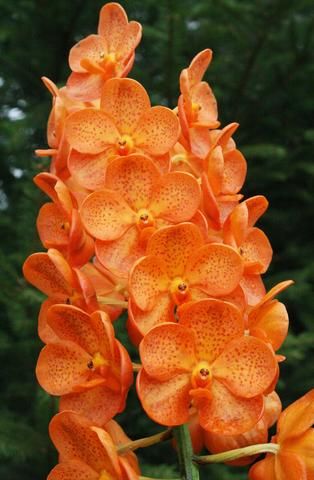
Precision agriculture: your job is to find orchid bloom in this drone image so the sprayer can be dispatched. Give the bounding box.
[137,298,277,434]
[65,77,180,184]
[128,222,243,342]
[67,2,142,101]
[249,389,314,480]
[35,172,94,267]
[36,304,132,425]
[48,411,140,480]
[80,154,202,277]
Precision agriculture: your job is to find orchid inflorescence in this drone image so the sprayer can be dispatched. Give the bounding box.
[23,3,314,479]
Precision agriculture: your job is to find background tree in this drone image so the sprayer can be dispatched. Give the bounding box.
[0,0,313,478]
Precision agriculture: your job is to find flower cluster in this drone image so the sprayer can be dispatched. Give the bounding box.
[23,3,313,479]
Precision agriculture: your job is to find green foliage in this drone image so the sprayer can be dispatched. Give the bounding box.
[0,0,313,478]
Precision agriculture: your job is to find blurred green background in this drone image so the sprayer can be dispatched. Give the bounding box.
[0,0,313,478]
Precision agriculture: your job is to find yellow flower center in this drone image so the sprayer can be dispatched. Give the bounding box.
[87,352,108,371]
[99,469,112,480]
[170,277,189,304]
[192,361,212,388]
[117,134,134,155]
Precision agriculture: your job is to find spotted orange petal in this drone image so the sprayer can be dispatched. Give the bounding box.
[98,2,128,49]
[66,72,105,102]
[147,223,203,278]
[80,190,136,241]
[242,227,273,274]
[149,171,201,223]
[136,369,191,426]
[36,341,92,395]
[240,274,266,306]
[49,411,120,475]
[178,299,244,364]
[37,203,69,248]
[186,244,243,297]
[127,294,175,345]
[47,460,98,480]
[23,250,74,299]
[68,149,110,191]
[105,154,159,211]
[134,106,180,156]
[213,336,277,398]
[190,82,218,127]
[222,149,247,194]
[249,300,289,351]
[139,323,196,381]
[189,127,211,159]
[96,225,145,278]
[69,35,108,73]
[195,379,264,435]
[60,384,124,426]
[180,49,213,96]
[101,78,150,134]
[65,108,119,154]
[129,256,169,311]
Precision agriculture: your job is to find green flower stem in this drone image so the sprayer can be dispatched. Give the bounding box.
[139,477,180,480]
[173,424,199,480]
[117,429,172,454]
[194,442,280,465]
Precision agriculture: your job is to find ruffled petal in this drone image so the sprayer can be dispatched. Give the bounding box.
[37,203,69,248]
[66,72,105,102]
[98,2,128,49]
[249,300,289,351]
[249,454,277,480]
[222,149,247,194]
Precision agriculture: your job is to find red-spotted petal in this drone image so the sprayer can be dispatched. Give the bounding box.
[195,379,264,435]
[65,109,119,154]
[139,323,196,381]
[80,190,135,241]
[212,336,277,398]
[186,244,243,297]
[178,299,244,363]
[100,78,150,134]
[136,369,191,426]
[134,106,180,156]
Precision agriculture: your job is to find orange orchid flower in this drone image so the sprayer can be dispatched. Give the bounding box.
[249,389,314,480]
[64,77,180,180]
[128,222,243,341]
[34,172,94,267]
[137,298,277,434]
[223,195,273,305]
[66,3,142,101]
[178,49,220,159]
[80,154,202,277]
[48,411,139,480]
[36,304,132,425]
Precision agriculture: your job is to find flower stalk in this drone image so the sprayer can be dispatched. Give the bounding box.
[173,424,199,480]
[117,429,172,454]
[194,442,280,465]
